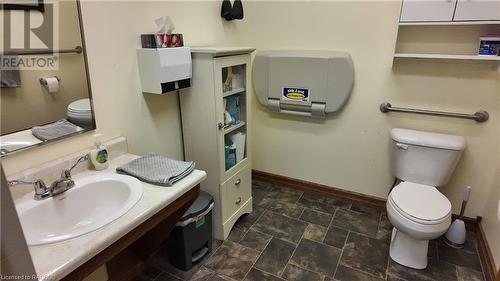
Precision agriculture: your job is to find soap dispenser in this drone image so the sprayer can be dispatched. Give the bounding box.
[90,134,109,170]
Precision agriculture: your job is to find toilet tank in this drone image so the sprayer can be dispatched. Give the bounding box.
[391,128,465,187]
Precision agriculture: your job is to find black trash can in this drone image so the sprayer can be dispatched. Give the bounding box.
[167,191,214,271]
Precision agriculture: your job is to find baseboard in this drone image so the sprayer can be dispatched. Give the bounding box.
[252,169,386,210]
[476,218,498,281]
[252,169,497,279]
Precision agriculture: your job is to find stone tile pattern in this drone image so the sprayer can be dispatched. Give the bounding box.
[135,179,487,281]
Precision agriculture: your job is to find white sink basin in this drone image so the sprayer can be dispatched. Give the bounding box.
[16,173,143,246]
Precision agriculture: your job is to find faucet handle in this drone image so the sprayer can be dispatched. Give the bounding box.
[62,154,89,179]
[8,179,50,200]
[33,180,50,200]
[8,179,41,186]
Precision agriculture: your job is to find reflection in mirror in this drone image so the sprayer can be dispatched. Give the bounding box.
[0,0,95,157]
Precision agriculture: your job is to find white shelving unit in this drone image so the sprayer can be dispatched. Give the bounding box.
[399,20,500,26]
[393,2,500,72]
[399,0,500,23]
[223,87,246,98]
[180,46,255,240]
[224,121,246,135]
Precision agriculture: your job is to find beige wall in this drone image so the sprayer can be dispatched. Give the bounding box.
[482,172,500,270]
[237,1,499,218]
[0,0,498,268]
[1,0,236,175]
[481,95,500,270]
[1,1,90,135]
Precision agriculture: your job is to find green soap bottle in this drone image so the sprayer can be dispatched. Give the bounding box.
[90,134,109,170]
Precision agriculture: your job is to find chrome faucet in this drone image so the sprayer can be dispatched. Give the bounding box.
[8,154,89,200]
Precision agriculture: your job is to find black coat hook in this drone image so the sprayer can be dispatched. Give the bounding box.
[221,0,244,21]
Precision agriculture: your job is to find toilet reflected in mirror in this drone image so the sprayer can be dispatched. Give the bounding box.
[67,98,93,130]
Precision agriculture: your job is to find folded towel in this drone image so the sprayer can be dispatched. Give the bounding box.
[116,153,195,186]
[0,70,21,88]
[1,69,21,88]
[31,119,84,141]
[1,55,21,88]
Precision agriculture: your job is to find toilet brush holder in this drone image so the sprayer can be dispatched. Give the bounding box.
[445,219,466,247]
[444,186,471,248]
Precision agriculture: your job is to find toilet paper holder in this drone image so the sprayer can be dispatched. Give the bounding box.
[39,76,60,87]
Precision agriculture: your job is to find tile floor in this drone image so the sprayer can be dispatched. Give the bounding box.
[134,179,487,281]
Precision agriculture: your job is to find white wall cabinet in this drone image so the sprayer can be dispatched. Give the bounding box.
[400,0,457,22]
[180,47,255,240]
[400,0,500,23]
[454,0,500,21]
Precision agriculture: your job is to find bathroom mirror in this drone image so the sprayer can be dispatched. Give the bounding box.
[0,0,95,157]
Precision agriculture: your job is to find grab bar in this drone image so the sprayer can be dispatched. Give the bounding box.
[380,102,489,123]
[2,46,82,56]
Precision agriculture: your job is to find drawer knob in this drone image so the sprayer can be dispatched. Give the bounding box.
[235,179,241,185]
[235,197,242,204]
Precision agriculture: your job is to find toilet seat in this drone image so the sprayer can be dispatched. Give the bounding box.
[67,99,93,128]
[389,182,451,225]
[68,98,91,113]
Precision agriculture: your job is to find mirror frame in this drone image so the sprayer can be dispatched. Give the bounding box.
[1,0,96,158]
[0,0,45,12]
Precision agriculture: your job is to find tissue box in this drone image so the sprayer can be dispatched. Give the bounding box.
[478,36,500,56]
[141,33,184,48]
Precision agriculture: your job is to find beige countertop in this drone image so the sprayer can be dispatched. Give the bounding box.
[13,153,207,281]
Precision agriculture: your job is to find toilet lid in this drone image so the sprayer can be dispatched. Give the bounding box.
[68,98,91,112]
[390,182,451,222]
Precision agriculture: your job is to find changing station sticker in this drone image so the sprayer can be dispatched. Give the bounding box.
[282,87,310,102]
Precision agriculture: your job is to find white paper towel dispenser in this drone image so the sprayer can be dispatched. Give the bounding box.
[252,50,354,118]
[136,47,192,94]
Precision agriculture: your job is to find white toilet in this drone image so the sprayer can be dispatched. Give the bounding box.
[387,128,465,269]
[67,98,93,129]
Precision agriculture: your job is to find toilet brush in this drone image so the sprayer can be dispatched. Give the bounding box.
[444,186,471,248]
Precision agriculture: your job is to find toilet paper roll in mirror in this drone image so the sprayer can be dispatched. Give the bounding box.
[40,76,60,93]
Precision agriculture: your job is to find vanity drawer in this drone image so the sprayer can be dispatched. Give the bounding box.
[221,165,251,221]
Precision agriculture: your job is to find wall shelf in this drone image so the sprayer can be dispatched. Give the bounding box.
[223,87,245,98]
[399,21,500,26]
[224,121,246,135]
[393,53,500,72]
[394,53,500,61]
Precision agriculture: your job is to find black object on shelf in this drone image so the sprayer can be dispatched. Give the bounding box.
[167,191,214,271]
[221,0,244,21]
